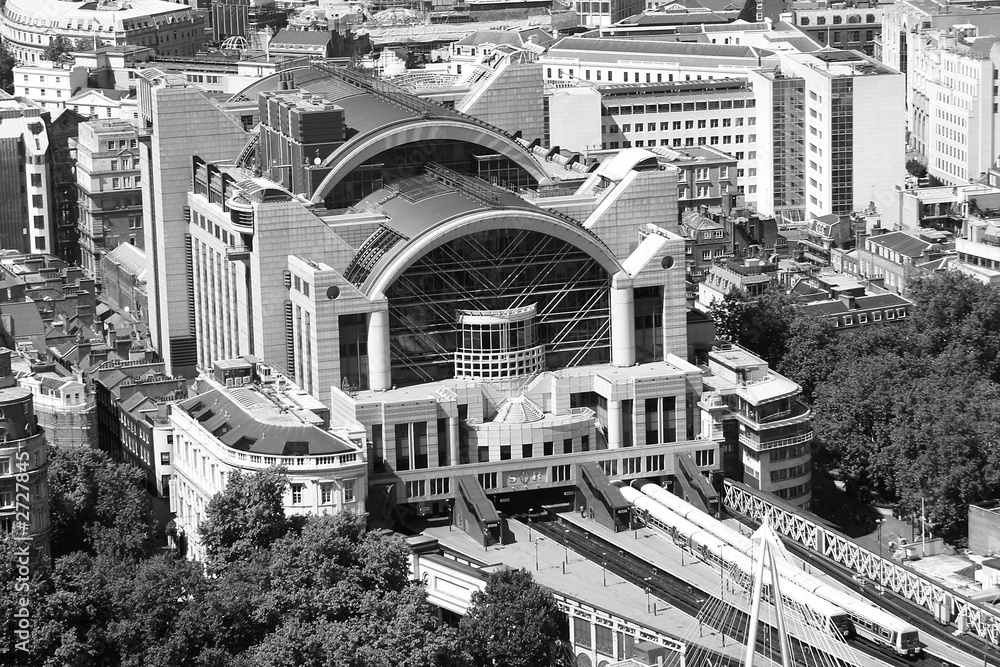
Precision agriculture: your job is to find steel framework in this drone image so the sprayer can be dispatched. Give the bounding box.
[723,479,1000,646]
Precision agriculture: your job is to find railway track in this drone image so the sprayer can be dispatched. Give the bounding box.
[509,505,937,667]
[731,512,1000,667]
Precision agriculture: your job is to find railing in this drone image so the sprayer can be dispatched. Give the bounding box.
[738,430,813,451]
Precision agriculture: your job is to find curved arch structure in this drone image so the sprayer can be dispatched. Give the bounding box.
[228,65,551,205]
[309,120,550,205]
[367,209,622,299]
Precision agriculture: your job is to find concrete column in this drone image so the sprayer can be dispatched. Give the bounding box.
[607,399,622,449]
[610,272,635,367]
[449,416,460,466]
[368,308,391,391]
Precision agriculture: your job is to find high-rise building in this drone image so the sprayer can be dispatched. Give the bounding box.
[0,96,55,254]
[750,50,905,223]
[212,0,288,43]
[137,70,253,377]
[75,120,144,283]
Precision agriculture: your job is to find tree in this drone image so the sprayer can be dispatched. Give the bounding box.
[708,286,799,366]
[46,447,152,560]
[776,313,838,404]
[459,568,564,667]
[42,36,74,63]
[198,466,295,570]
[905,158,927,178]
[0,41,16,94]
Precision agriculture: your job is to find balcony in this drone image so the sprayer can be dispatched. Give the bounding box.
[738,429,813,452]
[226,245,251,260]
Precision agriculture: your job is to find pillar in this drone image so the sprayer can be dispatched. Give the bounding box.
[449,416,460,467]
[607,399,622,449]
[368,308,391,391]
[610,272,635,367]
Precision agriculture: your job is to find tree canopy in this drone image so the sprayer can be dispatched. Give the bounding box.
[12,511,469,667]
[0,41,16,94]
[459,567,564,667]
[724,271,1000,541]
[46,446,152,561]
[198,466,297,570]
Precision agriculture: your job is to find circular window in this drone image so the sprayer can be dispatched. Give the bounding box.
[661,255,675,270]
[326,285,341,300]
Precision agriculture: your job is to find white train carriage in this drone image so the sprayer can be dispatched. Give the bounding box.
[633,482,922,656]
[622,487,852,638]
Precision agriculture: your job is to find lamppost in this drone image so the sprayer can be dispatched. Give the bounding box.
[644,577,653,613]
[535,537,544,571]
[602,553,608,587]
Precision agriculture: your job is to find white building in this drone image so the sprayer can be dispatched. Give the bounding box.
[0,96,54,254]
[907,25,1000,185]
[750,50,905,223]
[13,61,88,111]
[1,0,206,64]
[170,358,368,562]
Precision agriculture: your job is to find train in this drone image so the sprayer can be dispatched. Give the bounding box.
[631,482,923,657]
[620,486,853,638]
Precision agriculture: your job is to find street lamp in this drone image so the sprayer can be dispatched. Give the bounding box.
[534,537,544,571]
[643,577,653,613]
[602,553,608,587]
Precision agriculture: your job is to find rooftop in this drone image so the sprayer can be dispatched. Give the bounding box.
[177,383,357,457]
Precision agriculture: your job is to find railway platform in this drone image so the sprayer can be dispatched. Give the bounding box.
[556,509,985,667]
[425,518,774,667]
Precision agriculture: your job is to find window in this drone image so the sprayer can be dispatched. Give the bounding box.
[320,484,332,504]
[0,491,10,508]
[702,250,712,261]
[112,177,120,189]
[33,216,44,230]
[30,173,41,187]
[0,459,8,475]
[160,453,170,465]
[543,441,553,456]
[343,479,355,502]
[563,438,573,454]
[111,161,118,171]
[291,484,303,504]
[695,449,715,467]
[406,480,425,498]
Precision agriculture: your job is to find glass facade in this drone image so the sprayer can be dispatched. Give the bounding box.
[830,78,854,215]
[322,140,534,209]
[386,228,611,387]
[772,77,806,221]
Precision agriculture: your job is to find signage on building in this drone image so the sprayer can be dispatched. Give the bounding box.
[504,467,546,488]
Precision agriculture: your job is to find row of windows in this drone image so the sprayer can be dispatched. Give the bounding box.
[799,13,876,25]
[835,309,906,327]
[604,99,755,115]
[770,462,809,483]
[290,480,356,504]
[607,119,754,132]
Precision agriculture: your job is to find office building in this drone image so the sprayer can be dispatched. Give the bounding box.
[0,96,55,255]
[141,63,725,539]
[137,70,253,377]
[750,50,905,224]
[74,120,144,283]
[171,358,368,562]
